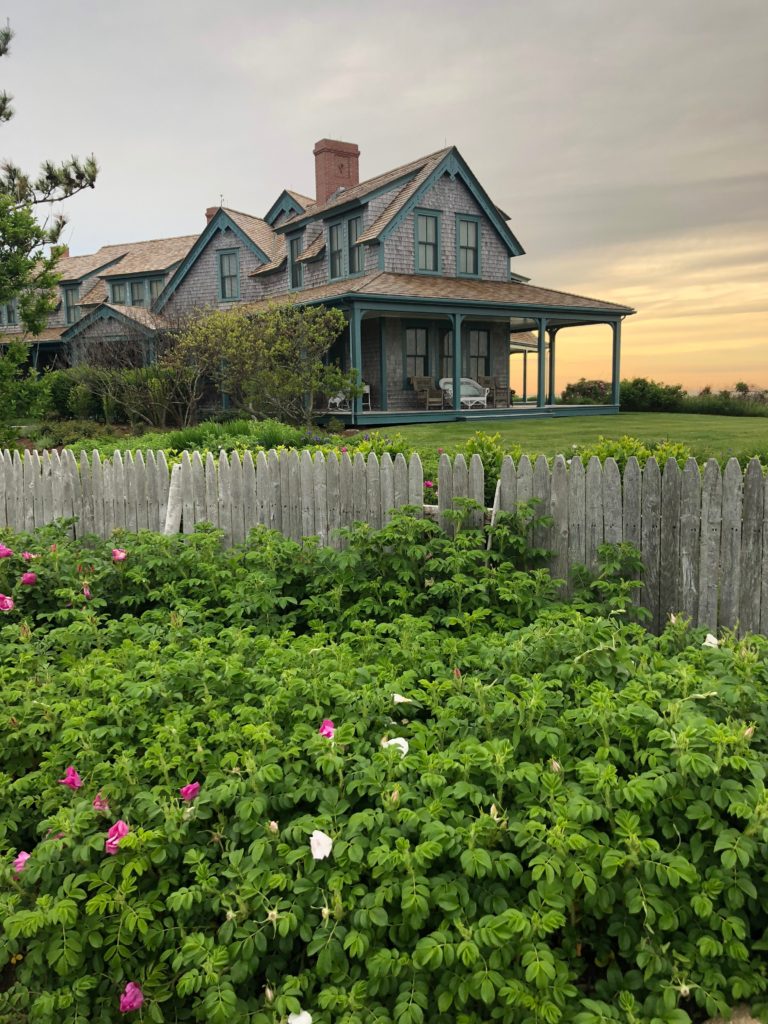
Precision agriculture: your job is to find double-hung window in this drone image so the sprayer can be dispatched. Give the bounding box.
[111,282,126,304]
[329,223,343,279]
[405,326,429,381]
[130,281,146,307]
[457,216,480,276]
[150,278,164,304]
[415,211,440,273]
[347,215,362,275]
[289,236,303,289]
[467,328,490,379]
[218,250,240,300]
[64,286,79,323]
[440,330,453,379]
[5,301,17,325]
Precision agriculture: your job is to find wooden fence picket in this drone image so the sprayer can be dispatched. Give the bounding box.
[0,445,766,637]
[740,458,764,635]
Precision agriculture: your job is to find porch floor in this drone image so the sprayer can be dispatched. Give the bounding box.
[320,404,619,426]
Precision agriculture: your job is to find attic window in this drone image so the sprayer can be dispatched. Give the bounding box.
[64,285,79,323]
[218,250,240,301]
[289,236,303,290]
[111,282,126,304]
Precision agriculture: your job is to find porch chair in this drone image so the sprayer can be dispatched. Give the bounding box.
[410,376,444,410]
[438,377,490,409]
[477,375,507,407]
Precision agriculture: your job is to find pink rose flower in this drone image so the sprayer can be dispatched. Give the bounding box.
[13,850,31,874]
[82,584,91,599]
[105,819,129,855]
[93,792,110,813]
[318,718,335,739]
[424,480,434,488]
[0,544,13,558]
[112,548,127,562]
[21,551,37,561]
[20,572,37,586]
[340,446,347,453]
[0,594,14,612]
[59,765,83,789]
[119,982,144,1014]
[179,781,200,803]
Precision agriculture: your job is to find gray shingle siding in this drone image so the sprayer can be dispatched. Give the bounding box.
[383,173,510,280]
[163,227,267,319]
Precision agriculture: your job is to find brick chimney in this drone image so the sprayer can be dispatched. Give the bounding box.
[313,139,360,205]
[205,206,220,223]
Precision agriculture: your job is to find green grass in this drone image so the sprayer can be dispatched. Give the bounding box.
[370,413,768,461]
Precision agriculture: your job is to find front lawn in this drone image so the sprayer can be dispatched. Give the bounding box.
[372,413,768,461]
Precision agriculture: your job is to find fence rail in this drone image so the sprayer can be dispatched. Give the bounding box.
[1,448,766,635]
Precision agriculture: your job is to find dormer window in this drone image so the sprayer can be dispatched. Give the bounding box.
[130,281,146,307]
[415,211,440,273]
[64,285,79,323]
[348,216,362,275]
[150,278,164,303]
[111,282,126,304]
[329,223,343,279]
[289,236,303,289]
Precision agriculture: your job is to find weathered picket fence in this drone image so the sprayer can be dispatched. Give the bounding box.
[0,447,766,636]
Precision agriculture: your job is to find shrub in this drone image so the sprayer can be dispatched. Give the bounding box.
[0,524,767,1022]
[560,379,611,405]
[619,378,686,412]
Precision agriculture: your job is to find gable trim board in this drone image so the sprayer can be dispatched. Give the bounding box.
[264,189,311,226]
[154,209,272,313]
[61,303,163,343]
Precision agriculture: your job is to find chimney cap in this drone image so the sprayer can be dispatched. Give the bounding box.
[313,138,360,157]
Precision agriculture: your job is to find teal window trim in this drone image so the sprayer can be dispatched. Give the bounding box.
[3,299,18,325]
[110,281,126,304]
[456,214,481,278]
[130,280,146,307]
[328,221,344,280]
[288,233,304,290]
[63,285,79,324]
[413,209,441,275]
[402,321,430,387]
[217,249,240,301]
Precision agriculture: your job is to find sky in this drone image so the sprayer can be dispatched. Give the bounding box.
[3,0,767,393]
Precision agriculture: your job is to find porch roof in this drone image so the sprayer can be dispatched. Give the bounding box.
[243,271,635,316]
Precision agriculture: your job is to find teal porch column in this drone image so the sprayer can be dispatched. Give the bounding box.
[522,351,528,402]
[547,327,558,405]
[611,320,621,405]
[536,318,547,408]
[452,312,463,412]
[350,304,363,422]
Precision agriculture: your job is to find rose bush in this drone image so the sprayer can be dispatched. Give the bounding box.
[1,514,767,1023]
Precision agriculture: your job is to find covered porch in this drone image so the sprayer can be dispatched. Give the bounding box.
[321,296,626,426]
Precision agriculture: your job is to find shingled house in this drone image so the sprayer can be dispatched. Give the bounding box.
[3,139,635,424]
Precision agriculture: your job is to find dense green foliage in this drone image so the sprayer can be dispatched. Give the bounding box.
[1,516,767,1024]
[560,380,612,405]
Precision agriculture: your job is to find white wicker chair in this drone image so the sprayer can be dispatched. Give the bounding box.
[438,377,490,409]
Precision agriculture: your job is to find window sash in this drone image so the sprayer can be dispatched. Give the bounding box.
[348,216,362,274]
[150,279,163,303]
[467,329,490,379]
[405,327,428,380]
[64,288,79,322]
[130,281,145,306]
[329,224,343,279]
[111,282,126,305]
[289,237,303,289]
[440,330,453,379]
[416,214,438,272]
[219,252,239,299]
[458,219,479,275]
[5,301,17,325]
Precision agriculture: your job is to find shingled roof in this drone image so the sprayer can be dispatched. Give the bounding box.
[99,235,198,278]
[275,148,452,232]
[243,271,635,314]
[222,208,279,260]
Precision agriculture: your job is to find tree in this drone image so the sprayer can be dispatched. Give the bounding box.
[164,303,354,426]
[0,24,97,334]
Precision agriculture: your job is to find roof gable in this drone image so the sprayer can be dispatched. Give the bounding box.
[61,303,164,342]
[373,148,525,257]
[154,208,273,312]
[264,189,314,226]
